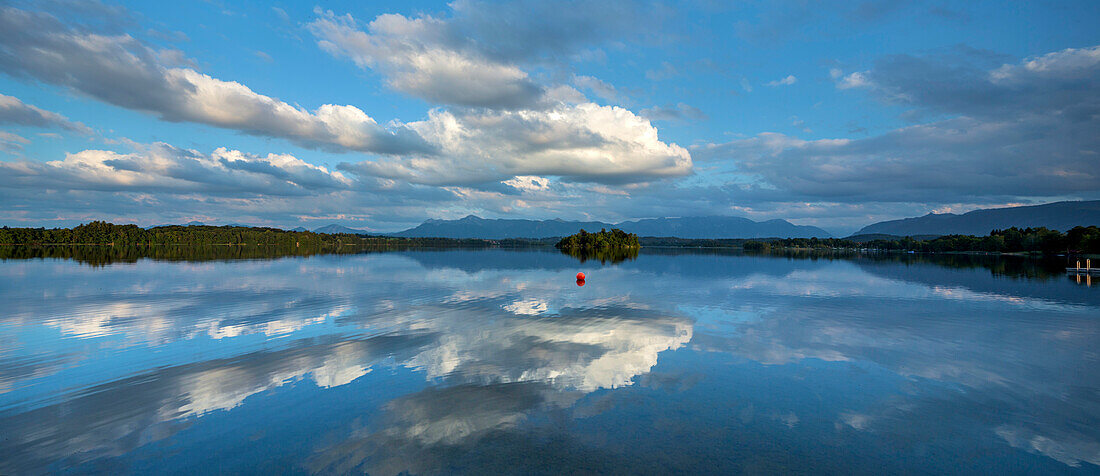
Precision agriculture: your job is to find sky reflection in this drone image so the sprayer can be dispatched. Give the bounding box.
[0,250,1097,474]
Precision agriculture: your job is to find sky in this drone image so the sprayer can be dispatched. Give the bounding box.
[0,0,1097,235]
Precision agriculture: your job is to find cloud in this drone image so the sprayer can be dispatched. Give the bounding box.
[700,45,1100,206]
[835,71,870,89]
[766,74,798,87]
[0,93,92,134]
[640,102,708,122]
[645,61,679,81]
[307,0,667,108]
[444,0,668,62]
[0,131,30,152]
[0,142,353,196]
[271,6,289,22]
[308,8,546,109]
[572,75,619,102]
[342,103,693,185]
[0,5,432,155]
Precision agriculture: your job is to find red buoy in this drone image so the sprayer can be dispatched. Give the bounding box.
[576,279,585,286]
[576,272,585,280]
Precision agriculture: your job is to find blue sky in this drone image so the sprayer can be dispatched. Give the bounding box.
[1,0,1098,235]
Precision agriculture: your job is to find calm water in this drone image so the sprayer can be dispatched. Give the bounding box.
[1,249,1098,474]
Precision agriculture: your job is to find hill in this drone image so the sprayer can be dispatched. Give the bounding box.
[390,215,831,239]
[855,201,1100,236]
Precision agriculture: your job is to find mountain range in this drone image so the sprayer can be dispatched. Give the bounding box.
[304,200,1100,239]
[853,200,1100,236]
[385,215,832,239]
[312,224,371,235]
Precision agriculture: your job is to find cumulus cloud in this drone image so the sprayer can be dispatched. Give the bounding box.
[0,5,431,155]
[0,3,691,206]
[342,103,692,185]
[303,4,692,186]
[0,93,91,133]
[701,45,1100,206]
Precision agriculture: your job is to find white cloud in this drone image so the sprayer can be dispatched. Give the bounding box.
[836,71,870,89]
[993,44,1100,81]
[343,103,693,185]
[502,175,552,192]
[766,74,798,87]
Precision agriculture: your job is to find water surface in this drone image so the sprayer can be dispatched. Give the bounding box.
[1,249,1097,474]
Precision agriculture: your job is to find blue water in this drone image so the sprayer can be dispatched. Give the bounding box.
[0,249,1097,474]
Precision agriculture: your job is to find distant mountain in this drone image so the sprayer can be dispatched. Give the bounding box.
[289,227,308,232]
[618,216,831,239]
[184,221,206,226]
[854,200,1100,237]
[845,233,943,243]
[391,215,831,239]
[313,224,370,235]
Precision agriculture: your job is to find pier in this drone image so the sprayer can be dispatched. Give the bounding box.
[1067,259,1100,276]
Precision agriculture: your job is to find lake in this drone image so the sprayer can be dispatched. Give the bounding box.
[1,248,1097,474]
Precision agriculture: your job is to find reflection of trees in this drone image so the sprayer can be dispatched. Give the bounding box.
[0,244,363,266]
[559,246,639,264]
[0,244,509,267]
[744,248,1066,280]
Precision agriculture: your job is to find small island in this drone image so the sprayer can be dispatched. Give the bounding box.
[556,228,640,251]
[556,228,640,263]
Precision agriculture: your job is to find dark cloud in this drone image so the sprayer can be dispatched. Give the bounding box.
[447,0,671,62]
[699,45,1100,209]
[308,0,672,110]
[0,93,92,133]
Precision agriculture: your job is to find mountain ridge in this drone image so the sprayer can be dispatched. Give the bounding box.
[387,215,832,239]
[312,224,371,235]
[854,200,1100,236]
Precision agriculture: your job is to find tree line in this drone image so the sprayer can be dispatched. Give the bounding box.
[0,221,361,246]
[743,226,1100,254]
[0,221,547,248]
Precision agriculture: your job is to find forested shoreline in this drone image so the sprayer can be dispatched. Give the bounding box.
[3,222,1098,256]
[744,226,1100,254]
[0,221,537,248]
